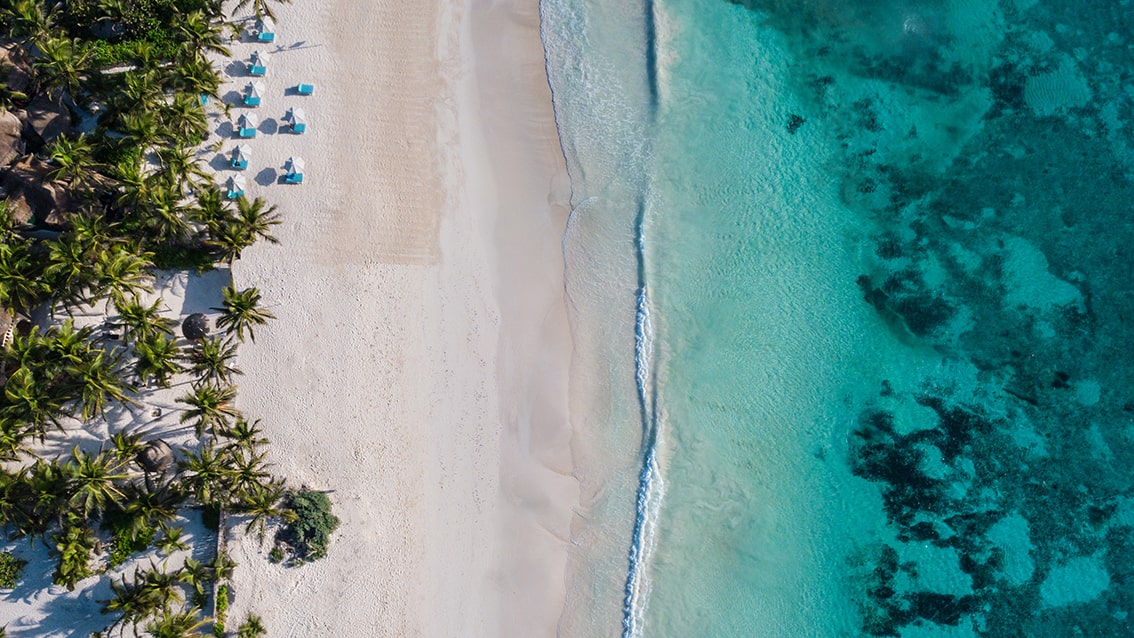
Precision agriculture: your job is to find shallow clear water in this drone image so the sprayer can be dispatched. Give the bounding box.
[545,0,1134,635]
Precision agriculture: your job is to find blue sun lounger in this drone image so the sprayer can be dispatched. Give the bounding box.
[296,83,314,96]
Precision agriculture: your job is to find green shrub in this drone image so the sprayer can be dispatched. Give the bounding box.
[0,552,27,589]
[280,490,340,563]
[107,525,155,567]
[268,546,284,564]
[214,583,230,637]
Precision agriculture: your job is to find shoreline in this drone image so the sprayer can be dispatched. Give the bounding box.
[226,0,577,635]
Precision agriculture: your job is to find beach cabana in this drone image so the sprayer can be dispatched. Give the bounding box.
[284,107,307,133]
[243,81,265,107]
[248,51,269,76]
[236,112,259,138]
[182,313,210,341]
[231,144,252,170]
[285,156,305,184]
[136,440,173,473]
[296,83,314,96]
[226,173,247,199]
[254,17,276,42]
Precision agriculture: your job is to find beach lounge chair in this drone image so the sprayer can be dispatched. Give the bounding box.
[284,107,307,133]
[296,83,314,96]
[226,174,246,199]
[236,113,259,138]
[248,51,269,76]
[255,17,276,42]
[231,144,252,170]
[285,156,305,184]
[243,81,265,107]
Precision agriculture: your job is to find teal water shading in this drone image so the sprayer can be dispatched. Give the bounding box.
[545,0,1134,635]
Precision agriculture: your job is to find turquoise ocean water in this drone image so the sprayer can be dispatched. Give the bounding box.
[543,0,1134,635]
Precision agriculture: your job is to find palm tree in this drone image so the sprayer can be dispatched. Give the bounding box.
[44,232,101,310]
[135,333,183,388]
[207,552,236,581]
[178,383,240,438]
[137,183,193,245]
[32,35,90,99]
[213,286,274,343]
[234,0,292,20]
[177,557,212,605]
[0,242,47,314]
[235,479,287,542]
[160,93,209,146]
[67,348,134,421]
[220,417,265,450]
[3,0,56,48]
[174,10,230,58]
[45,134,98,188]
[155,145,208,194]
[65,445,127,518]
[115,296,176,344]
[103,562,184,633]
[234,196,281,246]
[237,614,267,638]
[120,109,163,151]
[178,443,229,505]
[113,481,183,544]
[228,447,271,500]
[168,56,222,101]
[185,336,242,385]
[93,247,152,308]
[145,605,210,638]
[236,613,266,638]
[1,367,69,441]
[109,429,144,464]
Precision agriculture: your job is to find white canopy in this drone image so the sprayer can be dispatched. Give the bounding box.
[233,144,252,161]
[227,174,247,191]
[256,17,275,33]
[250,50,269,66]
[288,156,305,174]
[284,107,307,125]
[245,81,265,98]
[237,112,259,129]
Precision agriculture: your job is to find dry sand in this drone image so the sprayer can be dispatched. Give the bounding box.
[224,0,577,636]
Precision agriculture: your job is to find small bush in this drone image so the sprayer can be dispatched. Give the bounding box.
[107,526,154,567]
[0,552,27,589]
[279,489,339,563]
[268,546,284,564]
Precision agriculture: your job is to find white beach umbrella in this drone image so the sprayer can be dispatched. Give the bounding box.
[288,156,305,175]
[257,17,275,34]
[233,144,252,162]
[249,50,270,71]
[237,112,259,130]
[284,107,306,126]
[227,173,247,192]
[245,81,265,100]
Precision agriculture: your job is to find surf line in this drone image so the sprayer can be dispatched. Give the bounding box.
[621,186,664,638]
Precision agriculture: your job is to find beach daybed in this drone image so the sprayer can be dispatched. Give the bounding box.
[284,107,307,133]
[236,112,259,138]
[226,174,246,199]
[248,51,269,76]
[296,83,314,95]
[231,144,252,170]
[254,17,276,42]
[243,81,265,107]
[285,156,305,184]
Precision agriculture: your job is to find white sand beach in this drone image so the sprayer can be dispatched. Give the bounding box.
[221,0,577,635]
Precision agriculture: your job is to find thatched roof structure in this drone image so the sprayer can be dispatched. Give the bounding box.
[135,439,173,473]
[182,313,210,341]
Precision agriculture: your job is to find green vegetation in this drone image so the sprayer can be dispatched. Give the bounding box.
[0,551,27,589]
[237,613,267,638]
[0,0,316,634]
[213,583,229,637]
[277,489,339,563]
